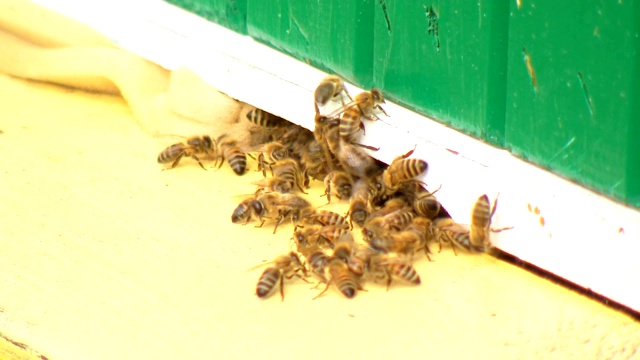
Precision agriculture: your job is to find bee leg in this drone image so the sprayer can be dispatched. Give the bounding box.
[377,104,389,117]
[254,218,266,229]
[279,274,285,302]
[168,153,184,169]
[352,142,380,151]
[385,270,393,291]
[312,280,332,300]
[491,226,514,233]
[273,211,290,234]
[424,243,434,262]
[450,242,459,256]
[190,154,207,171]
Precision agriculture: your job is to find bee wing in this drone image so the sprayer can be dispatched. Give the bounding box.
[325,98,366,118]
[441,222,470,233]
[247,260,274,272]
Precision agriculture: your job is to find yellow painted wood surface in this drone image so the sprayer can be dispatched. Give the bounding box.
[0,73,639,360]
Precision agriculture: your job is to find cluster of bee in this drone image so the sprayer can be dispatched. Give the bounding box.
[158,75,508,300]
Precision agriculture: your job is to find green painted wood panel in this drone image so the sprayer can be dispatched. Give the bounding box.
[246,0,375,88]
[505,0,640,206]
[166,0,247,34]
[372,1,510,146]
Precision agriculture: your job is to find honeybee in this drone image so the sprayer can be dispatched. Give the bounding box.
[331,234,357,263]
[361,220,406,252]
[315,225,353,248]
[216,134,247,175]
[246,108,286,128]
[381,148,428,195]
[271,193,315,233]
[433,217,471,255]
[271,158,308,194]
[254,142,289,177]
[313,114,341,175]
[372,207,416,231]
[300,139,329,181]
[470,194,512,251]
[306,210,350,229]
[313,257,361,299]
[254,251,308,301]
[231,192,279,227]
[252,176,293,195]
[404,216,436,260]
[323,171,353,203]
[301,245,330,282]
[314,75,352,115]
[347,179,373,228]
[413,188,443,219]
[367,254,421,290]
[157,135,216,170]
[329,89,388,144]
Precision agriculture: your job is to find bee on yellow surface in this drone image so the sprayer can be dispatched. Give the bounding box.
[157,135,216,170]
[323,171,353,203]
[216,134,247,175]
[306,210,351,229]
[367,254,421,290]
[347,179,374,228]
[254,251,308,301]
[313,257,361,299]
[254,141,289,177]
[271,158,308,194]
[231,192,279,227]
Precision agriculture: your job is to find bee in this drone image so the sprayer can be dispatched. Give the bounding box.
[157,135,216,170]
[470,194,513,251]
[413,189,443,219]
[231,192,279,227]
[330,89,388,145]
[404,216,436,260]
[332,235,356,263]
[433,217,471,255]
[381,148,428,195]
[301,245,331,282]
[367,254,421,290]
[216,134,247,175]
[246,108,286,128]
[306,210,351,229]
[362,220,417,256]
[252,177,293,195]
[314,75,352,115]
[469,194,496,252]
[255,142,289,177]
[347,179,373,228]
[313,114,341,175]
[271,158,308,194]
[313,257,360,299]
[369,207,416,232]
[271,193,315,233]
[315,225,353,248]
[323,171,353,203]
[254,251,308,301]
[300,139,329,181]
